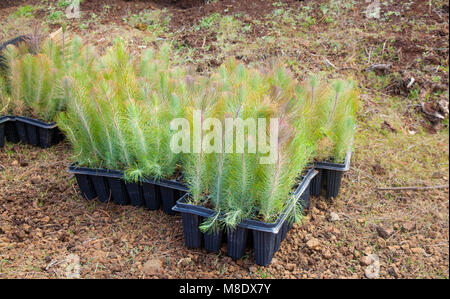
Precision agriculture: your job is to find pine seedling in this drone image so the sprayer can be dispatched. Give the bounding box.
[60,41,188,184]
[58,75,105,167]
[328,79,358,161]
[8,52,61,121]
[0,76,12,114]
[309,78,359,163]
[182,76,221,206]
[123,99,157,181]
[198,59,315,227]
[5,37,96,122]
[124,45,186,181]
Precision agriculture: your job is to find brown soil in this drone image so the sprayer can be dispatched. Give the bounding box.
[0,1,28,10]
[0,143,448,278]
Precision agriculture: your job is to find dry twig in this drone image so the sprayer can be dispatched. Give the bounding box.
[364,63,391,72]
[377,185,449,191]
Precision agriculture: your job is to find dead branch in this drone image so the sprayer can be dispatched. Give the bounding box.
[324,58,337,69]
[364,63,391,72]
[376,185,449,191]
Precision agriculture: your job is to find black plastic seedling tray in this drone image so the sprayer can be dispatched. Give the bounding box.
[0,116,62,148]
[310,150,352,199]
[172,168,318,266]
[0,116,13,148]
[68,163,188,215]
[0,116,12,149]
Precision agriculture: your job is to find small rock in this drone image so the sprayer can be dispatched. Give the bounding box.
[431,172,442,179]
[364,247,372,256]
[322,249,332,259]
[329,212,340,222]
[340,246,349,255]
[311,207,320,215]
[316,201,328,210]
[388,246,398,252]
[249,266,257,273]
[364,254,380,279]
[22,224,31,232]
[377,237,386,248]
[365,267,379,279]
[31,176,42,184]
[381,120,396,132]
[376,226,394,239]
[299,256,308,266]
[411,247,425,255]
[360,255,373,266]
[134,23,147,31]
[306,238,321,251]
[402,222,416,232]
[12,160,19,166]
[286,263,295,271]
[178,257,192,266]
[143,259,163,275]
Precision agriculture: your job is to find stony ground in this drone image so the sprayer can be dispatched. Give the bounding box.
[0,0,449,279]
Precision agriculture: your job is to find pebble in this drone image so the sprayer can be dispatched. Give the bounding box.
[377,237,386,248]
[322,249,332,259]
[316,201,328,210]
[178,257,192,266]
[306,239,321,251]
[340,246,349,255]
[364,247,372,255]
[311,207,320,215]
[411,248,425,255]
[376,226,394,239]
[143,259,163,275]
[364,254,380,279]
[329,212,340,222]
[402,222,416,232]
[286,263,295,271]
[360,255,373,266]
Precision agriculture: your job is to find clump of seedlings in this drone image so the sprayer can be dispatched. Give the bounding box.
[58,41,186,182]
[299,76,359,199]
[1,36,93,122]
[306,76,359,163]
[182,59,315,230]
